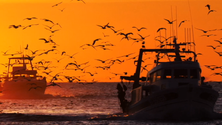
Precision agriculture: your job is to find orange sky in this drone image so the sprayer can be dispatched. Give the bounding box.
[0,0,222,82]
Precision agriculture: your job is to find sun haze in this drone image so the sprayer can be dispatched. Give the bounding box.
[0,0,221,82]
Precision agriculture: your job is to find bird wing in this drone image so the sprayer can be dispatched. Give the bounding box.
[178,21,185,27]
[205,4,210,10]
[157,27,166,32]
[92,38,101,45]
[164,19,171,23]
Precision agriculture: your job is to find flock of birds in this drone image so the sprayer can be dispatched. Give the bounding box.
[5,19,152,87]
[1,2,222,91]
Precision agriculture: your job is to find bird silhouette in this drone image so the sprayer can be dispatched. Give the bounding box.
[118,32,133,40]
[54,58,64,63]
[195,28,216,33]
[155,36,174,42]
[47,82,62,88]
[215,51,222,56]
[41,18,54,24]
[78,61,89,66]
[154,38,165,44]
[157,44,166,48]
[45,28,60,33]
[29,86,42,91]
[117,53,135,58]
[126,55,138,60]
[66,53,78,58]
[26,55,35,61]
[25,44,29,50]
[0,63,8,68]
[23,24,39,30]
[110,28,123,34]
[49,73,62,83]
[178,20,188,27]
[92,38,102,45]
[42,71,52,75]
[97,23,113,29]
[80,44,96,50]
[39,37,54,44]
[95,66,111,70]
[77,0,86,4]
[29,50,39,55]
[83,71,97,76]
[138,34,150,40]
[205,4,217,14]
[64,76,80,82]
[132,26,147,31]
[61,51,66,55]
[23,17,38,20]
[205,4,211,10]
[208,9,216,15]
[164,19,176,24]
[201,34,216,37]
[211,72,222,76]
[58,8,65,12]
[95,58,111,63]
[44,23,62,29]
[141,64,151,72]
[207,45,220,50]
[196,53,203,55]
[214,40,222,44]
[110,72,122,76]
[157,27,166,32]
[9,25,23,29]
[52,2,63,7]
[65,62,79,69]
[109,59,124,65]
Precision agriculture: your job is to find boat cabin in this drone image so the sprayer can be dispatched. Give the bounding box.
[130,60,202,105]
[6,57,37,79]
[147,61,201,90]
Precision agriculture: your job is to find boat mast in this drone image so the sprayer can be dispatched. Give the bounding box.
[172,37,182,61]
[7,59,11,78]
[132,48,175,89]
[132,36,185,88]
[133,49,144,89]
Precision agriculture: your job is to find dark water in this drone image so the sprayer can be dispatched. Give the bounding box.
[0,82,221,125]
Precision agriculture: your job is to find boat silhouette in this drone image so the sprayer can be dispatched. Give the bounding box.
[119,36,220,121]
[0,56,47,99]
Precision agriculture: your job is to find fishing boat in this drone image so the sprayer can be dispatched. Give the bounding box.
[120,36,220,121]
[0,56,47,99]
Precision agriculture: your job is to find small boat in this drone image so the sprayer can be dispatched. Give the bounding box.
[119,37,220,121]
[0,56,47,99]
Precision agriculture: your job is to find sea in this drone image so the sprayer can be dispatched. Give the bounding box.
[0,82,222,125]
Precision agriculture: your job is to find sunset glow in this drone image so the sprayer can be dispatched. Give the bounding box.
[0,0,222,82]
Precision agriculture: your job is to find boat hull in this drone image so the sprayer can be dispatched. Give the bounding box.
[1,78,47,99]
[127,86,219,121]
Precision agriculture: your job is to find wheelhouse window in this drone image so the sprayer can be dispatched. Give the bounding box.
[153,72,157,82]
[190,69,200,79]
[174,69,188,78]
[149,70,162,83]
[163,69,172,79]
[155,70,162,81]
[150,73,154,83]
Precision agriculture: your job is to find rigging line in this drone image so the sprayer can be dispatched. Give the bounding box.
[187,0,196,52]
[170,6,175,39]
[165,30,167,49]
[169,6,172,47]
[184,28,186,50]
[175,6,178,38]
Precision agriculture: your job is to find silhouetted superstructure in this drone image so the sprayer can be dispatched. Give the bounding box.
[0,56,47,98]
[120,36,220,121]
